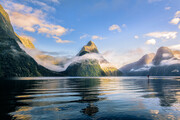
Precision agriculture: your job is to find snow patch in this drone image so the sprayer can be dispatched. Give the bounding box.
[130,64,154,72]
[160,58,180,66]
[172,69,179,73]
[162,53,171,58]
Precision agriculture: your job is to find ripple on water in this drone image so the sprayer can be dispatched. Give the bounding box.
[0,77,179,120]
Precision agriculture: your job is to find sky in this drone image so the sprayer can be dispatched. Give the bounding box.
[1,0,180,68]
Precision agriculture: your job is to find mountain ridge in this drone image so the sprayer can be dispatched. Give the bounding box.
[120,53,155,74]
[120,46,180,76]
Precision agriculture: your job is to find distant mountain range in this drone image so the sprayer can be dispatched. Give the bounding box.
[120,47,180,76]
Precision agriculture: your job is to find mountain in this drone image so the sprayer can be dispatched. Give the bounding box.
[148,47,180,76]
[120,53,155,74]
[63,59,106,76]
[0,5,16,39]
[120,47,180,76]
[152,47,174,65]
[77,41,99,56]
[0,4,59,77]
[63,41,122,76]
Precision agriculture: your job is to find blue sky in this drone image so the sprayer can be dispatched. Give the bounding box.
[1,0,180,67]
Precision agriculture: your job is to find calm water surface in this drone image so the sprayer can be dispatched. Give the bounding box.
[0,77,180,120]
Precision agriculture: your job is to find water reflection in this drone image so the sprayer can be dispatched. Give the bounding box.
[66,78,105,117]
[81,103,98,116]
[0,79,38,120]
[66,78,106,103]
[0,77,179,120]
[133,77,180,107]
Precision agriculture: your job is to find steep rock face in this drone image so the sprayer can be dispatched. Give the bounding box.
[0,4,16,39]
[153,47,174,65]
[77,41,99,56]
[17,35,35,49]
[0,4,58,77]
[120,53,155,74]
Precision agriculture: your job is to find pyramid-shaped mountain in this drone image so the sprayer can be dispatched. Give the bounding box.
[63,41,122,76]
[77,41,99,56]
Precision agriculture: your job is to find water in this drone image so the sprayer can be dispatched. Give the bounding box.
[0,77,180,120]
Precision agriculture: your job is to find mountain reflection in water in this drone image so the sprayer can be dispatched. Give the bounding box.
[0,77,180,120]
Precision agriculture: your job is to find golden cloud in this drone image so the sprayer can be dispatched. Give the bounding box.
[3,1,72,43]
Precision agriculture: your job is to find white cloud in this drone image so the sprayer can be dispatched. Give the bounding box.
[43,0,60,4]
[161,58,180,66]
[162,53,171,58]
[3,1,72,43]
[80,34,89,39]
[175,11,180,18]
[170,18,180,25]
[122,24,126,28]
[92,35,104,40]
[10,11,68,37]
[80,34,105,40]
[134,35,139,39]
[30,0,55,11]
[148,0,162,3]
[9,12,41,32]
[165,7,171,10]
[103,48,146,68]
[38,24,68,37]
[130,65,152,72]
[51,0,60,3]
[4,1,33,13]
[169,44,180,50]
[145,32,177,39]
[146,39,156,45]
[170,11,180,29]
[109,24,121,32]
[17,41,68,72]
[53,36,72,43]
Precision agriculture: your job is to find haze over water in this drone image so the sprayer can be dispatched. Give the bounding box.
[0,77,180,120]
